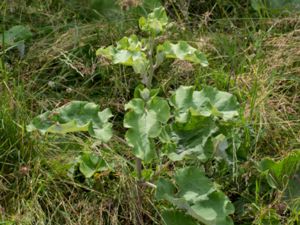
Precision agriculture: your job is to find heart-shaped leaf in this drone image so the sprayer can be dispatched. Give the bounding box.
[27,101,113,142]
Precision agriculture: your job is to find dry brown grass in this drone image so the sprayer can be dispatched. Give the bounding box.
[237,28,300,154]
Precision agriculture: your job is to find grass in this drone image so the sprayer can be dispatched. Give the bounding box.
[1,0,299,224]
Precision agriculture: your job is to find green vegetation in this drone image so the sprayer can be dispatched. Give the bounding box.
[1,0,299,224]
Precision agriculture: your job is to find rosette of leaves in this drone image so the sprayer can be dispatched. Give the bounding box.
[96,34,149,74]
[139,6,168,35]
[159,86,240,162]
[27,101,113,142]
[156,167,235,225]
[124,88,170,162]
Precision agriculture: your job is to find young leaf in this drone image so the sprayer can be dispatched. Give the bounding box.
[124,90,170,162]
[79,152,109,178]
[156,167,235,225]
[139,6,168,35]
[96,35,149,74]
[258,150,300,188]
[258,150,300,209]
[170,86,239,122]
[27,101,113,142]
[157,41,208,67]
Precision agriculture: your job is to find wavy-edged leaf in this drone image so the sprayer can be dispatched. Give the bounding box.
[190,191,235,225]
[170,86,239,122]
[96,35,149,74]
[124,89,170,162]
[157,41,208,67]
[160,115,217,162]
[156,167,235,225]
[139,6,168,35]
[27,101,113,142]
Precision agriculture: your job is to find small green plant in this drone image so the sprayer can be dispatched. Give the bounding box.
[0,25,32,57]
[257,150,300,210]
[27,7,241,225]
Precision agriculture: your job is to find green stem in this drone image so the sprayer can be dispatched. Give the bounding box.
[135,157,143,224]
[136,158,142,180]
[135,35,156,224]
[146,36,155,89]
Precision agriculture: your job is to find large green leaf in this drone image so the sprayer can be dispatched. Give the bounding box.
[170,86,239,122]
[157,41,208,67]
[159,85,239,162]
[124,89,170,162]
[139,6,168,35]
[160,115,217,162]
[162,210,199,225]
[96,35,149,74]
[156,167,235,225]
[27,101,113,142]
